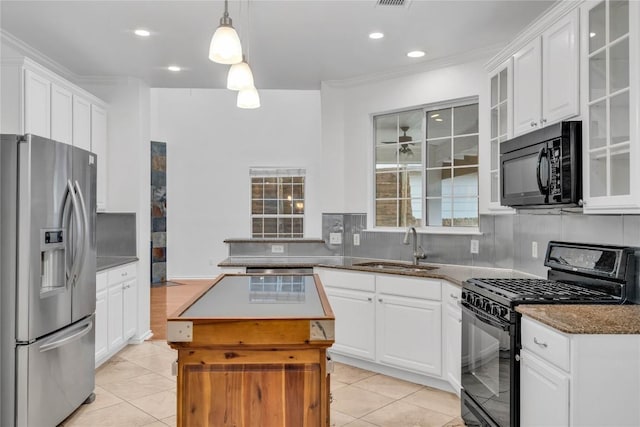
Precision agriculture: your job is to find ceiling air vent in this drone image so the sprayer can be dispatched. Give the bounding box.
[376,0,410,7]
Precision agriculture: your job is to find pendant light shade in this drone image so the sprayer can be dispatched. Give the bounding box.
[208,0,243,64]
[227,57,255,90]
[237,86,260,109]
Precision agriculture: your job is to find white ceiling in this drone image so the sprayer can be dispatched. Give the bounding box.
[0,0,555,90]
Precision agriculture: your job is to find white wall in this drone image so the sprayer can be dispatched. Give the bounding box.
[79,77,152,341]
[150,88,322,279]
[320,57,492,222]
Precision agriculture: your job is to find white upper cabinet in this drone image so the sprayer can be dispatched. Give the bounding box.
[1,58,109,211]
[50,83,72,145]
[488,59,515,211]
[72,95,92,151]
[91,104,108,211]
[582,0,640,212]
[513,10,580,136]
[24,69,51,138]
[542,10,581,125]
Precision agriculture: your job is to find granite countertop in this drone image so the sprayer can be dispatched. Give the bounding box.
[218,256,537,287]
[517,305,640,334]
[97,256,139,271]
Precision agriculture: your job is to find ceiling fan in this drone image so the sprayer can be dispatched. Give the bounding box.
[381,126,414,155]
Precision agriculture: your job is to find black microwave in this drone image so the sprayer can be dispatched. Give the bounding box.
[500,121,581,207]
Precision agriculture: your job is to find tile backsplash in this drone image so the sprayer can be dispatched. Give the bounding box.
[353,211,640,277]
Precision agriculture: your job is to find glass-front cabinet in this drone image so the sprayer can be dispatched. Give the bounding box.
[488,59,514,211]
[582,0,640,212]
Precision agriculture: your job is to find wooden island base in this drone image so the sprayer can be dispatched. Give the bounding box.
[176,347,330,427]
[168,274,335,427]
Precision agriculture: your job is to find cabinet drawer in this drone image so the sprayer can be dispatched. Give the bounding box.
[521,317,570,371]
[96,272,108,292]
[314,268,375,292]
[376,275,441,300]
[444,282,462,308]
[107,263,137,286]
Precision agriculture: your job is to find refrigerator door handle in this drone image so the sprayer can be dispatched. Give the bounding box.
[65,179,83,287]
[39,319,93,353]
[73,180,89,286]
[61,180,74,283]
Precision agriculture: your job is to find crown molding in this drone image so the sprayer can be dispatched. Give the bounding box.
[1,29,79,82]
[484,0,584,71]
[324,43,503,89]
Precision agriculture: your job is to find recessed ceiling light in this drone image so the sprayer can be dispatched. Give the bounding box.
[590,32,596,38]
[407,50,425,58]
[431,113,440,118]
[435,118,443,122]
[369,32,384,40]
[134,29,151,37]
[168,66,181,72]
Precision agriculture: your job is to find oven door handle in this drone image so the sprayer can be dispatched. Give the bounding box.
[461,302,510,332]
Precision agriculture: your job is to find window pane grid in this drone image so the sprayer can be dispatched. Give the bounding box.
[374,101,478,228]
[251,174,305,238]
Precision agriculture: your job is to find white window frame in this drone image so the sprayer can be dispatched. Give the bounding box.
[370,96,481,235]
[249,167,306,238]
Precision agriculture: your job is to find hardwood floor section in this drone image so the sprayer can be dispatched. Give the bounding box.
[150,279,213,340]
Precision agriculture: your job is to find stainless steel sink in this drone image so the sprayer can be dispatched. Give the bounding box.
[353,261,438,273]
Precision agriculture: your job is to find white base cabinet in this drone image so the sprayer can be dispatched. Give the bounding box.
[318,269,376,360]
[520,316,640,426]
[315,267,459,391]
[443,282,462,394]
[95,262,138,367]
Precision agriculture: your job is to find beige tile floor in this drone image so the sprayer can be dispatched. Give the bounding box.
[60,341,464,427]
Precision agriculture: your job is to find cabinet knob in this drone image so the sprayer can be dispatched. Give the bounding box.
[378,298,383,303]
[450,293,459,300]
[122,272,127,277]
[367,297,373,302]
[533,337,548,348]
[541,118,547,124]
[530,121,536,127]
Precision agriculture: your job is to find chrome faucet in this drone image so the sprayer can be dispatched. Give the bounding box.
[403,226,426,265]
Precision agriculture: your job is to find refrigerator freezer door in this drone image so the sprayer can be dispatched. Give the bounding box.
[16,135,73,342]
[15,314,95,427]
[71,146,97,322]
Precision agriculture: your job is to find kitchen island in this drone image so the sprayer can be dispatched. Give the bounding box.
[167,273,335,427]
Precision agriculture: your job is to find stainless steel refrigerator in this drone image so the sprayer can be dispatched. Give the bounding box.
[1,134,97,427]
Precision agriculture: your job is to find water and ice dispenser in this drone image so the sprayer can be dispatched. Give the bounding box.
[40,229,66,293]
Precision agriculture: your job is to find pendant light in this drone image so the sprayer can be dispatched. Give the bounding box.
[208,0,243,65]
[227,55,254,90]
[237,86,260,109]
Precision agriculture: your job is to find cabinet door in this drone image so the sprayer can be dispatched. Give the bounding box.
[324,287,375,360]
[376,294,442,376]
[24,69,51,138]
[72,96,91,151]
[443,289,462,394]
[488,59,515,211]
[542,9,580,125]
[123,279,137,340]
[107,283,124,350]
[520,350,570,427]
[582,0,638,212]
[513,37,542,136]
[50,83,72,145]
[95,289,108,363]
[91,104,108,211]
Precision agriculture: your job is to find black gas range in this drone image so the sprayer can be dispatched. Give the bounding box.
[460,241,639,427]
